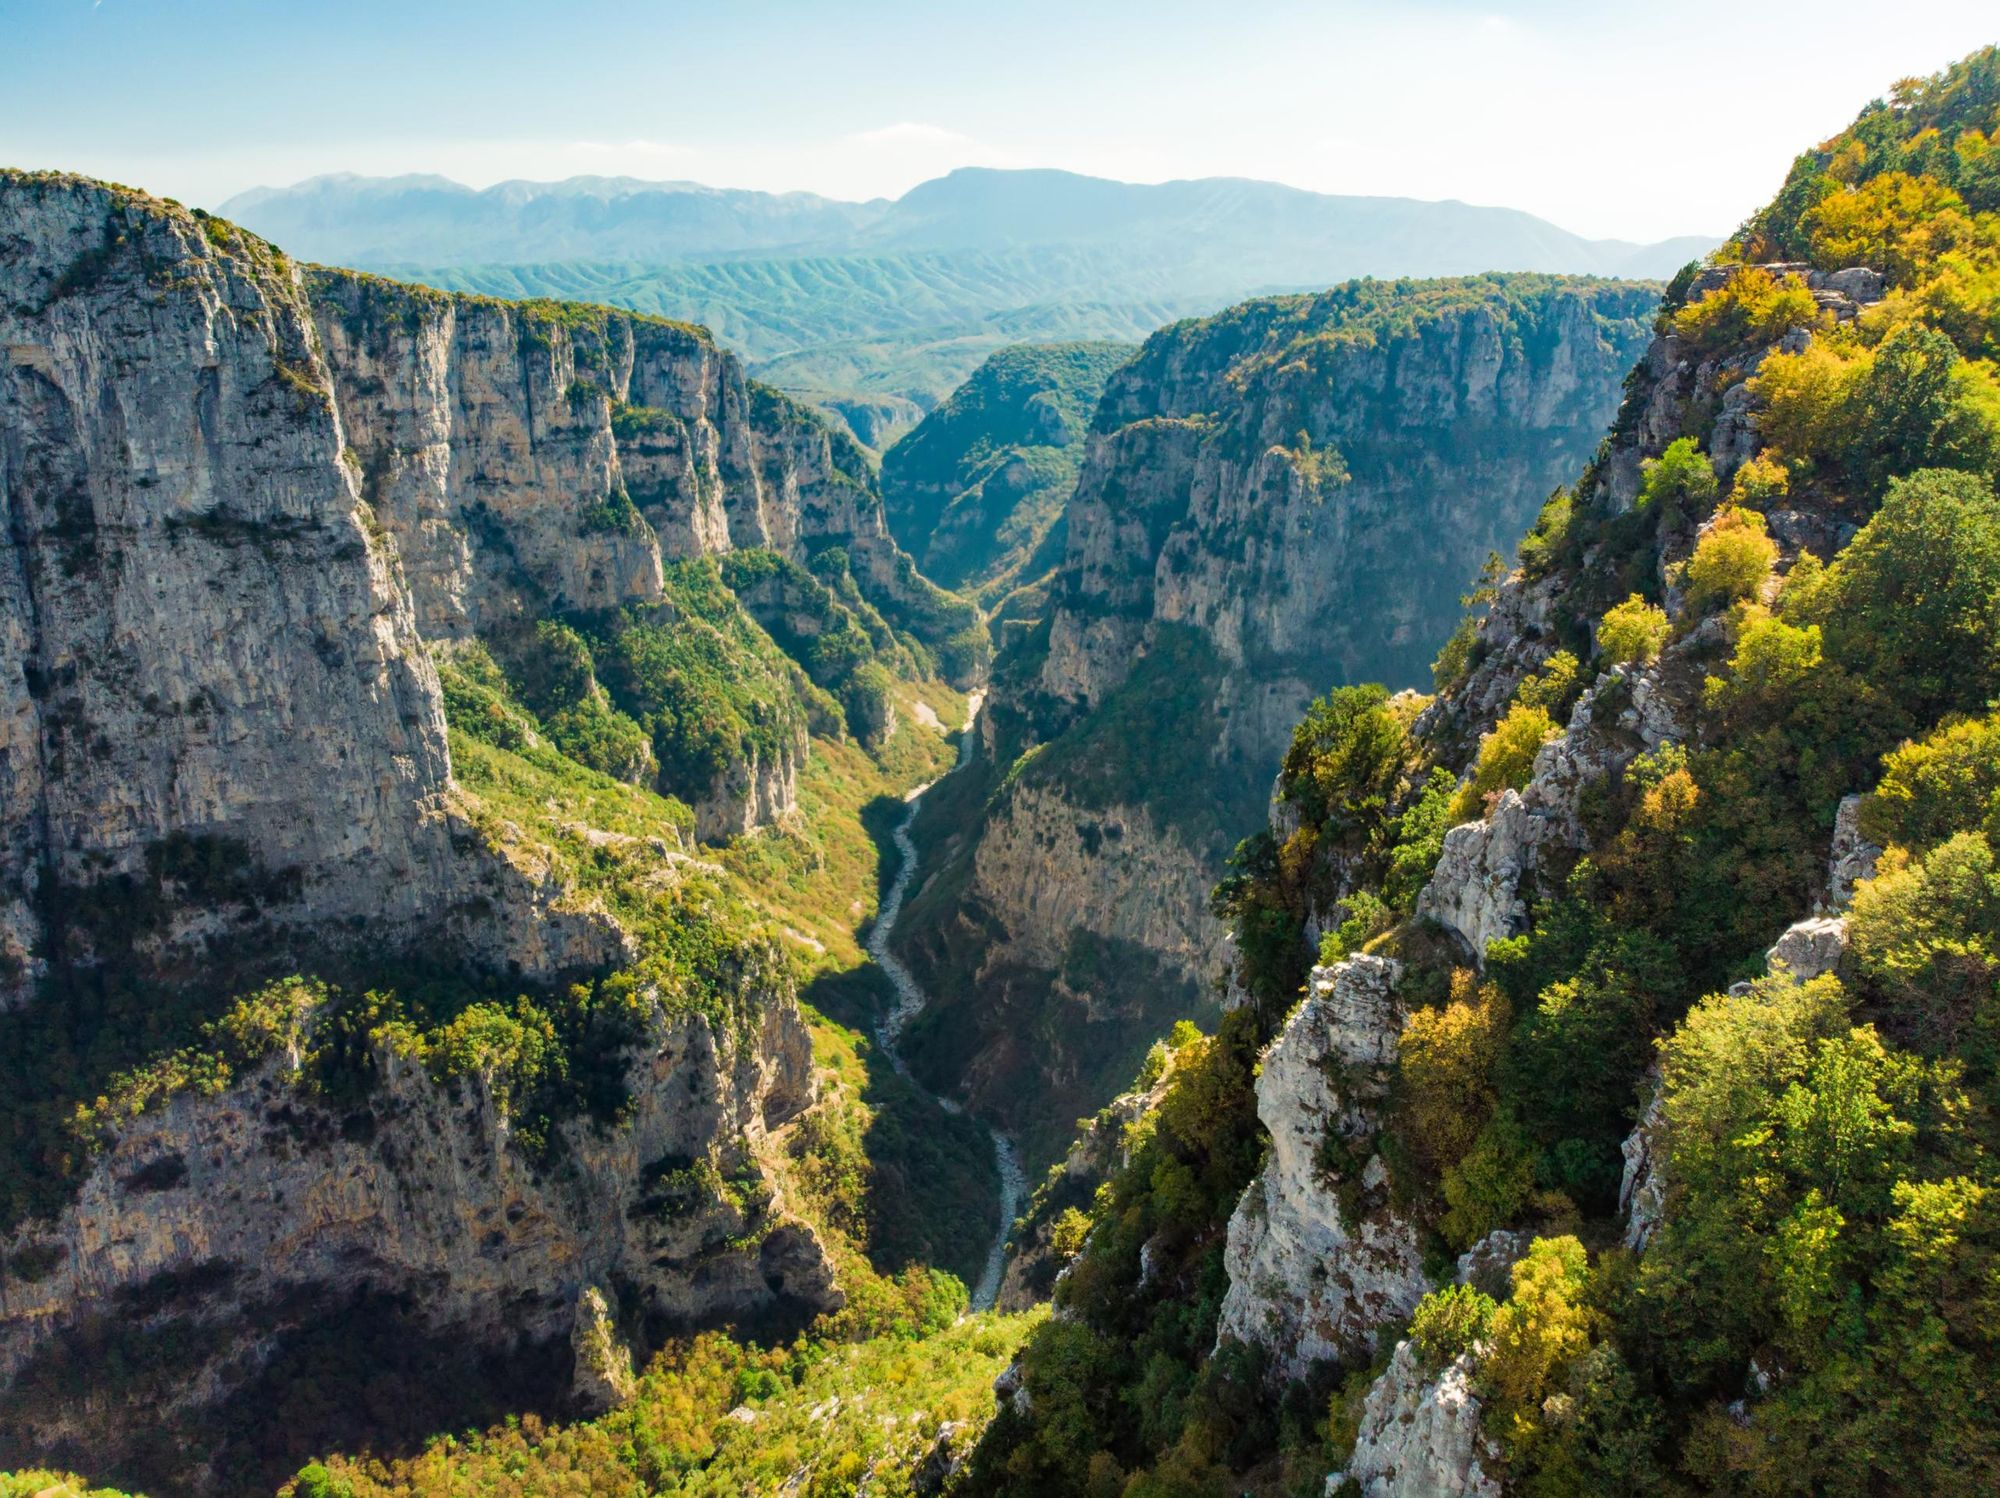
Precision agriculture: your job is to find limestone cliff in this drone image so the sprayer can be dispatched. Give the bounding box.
[0,171,972,1001]
[0,172,877,1490]
[1215,956,1427,1381]
[0,982,831,1490]
[306,267,937,641]
[898,277,1655,1170]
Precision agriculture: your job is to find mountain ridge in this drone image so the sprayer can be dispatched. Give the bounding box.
[220,165,1715,277]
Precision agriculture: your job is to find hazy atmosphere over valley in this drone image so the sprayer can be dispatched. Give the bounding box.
[4,3,2000,1495]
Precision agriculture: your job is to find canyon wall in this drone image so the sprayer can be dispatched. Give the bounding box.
[897,277,1657,1166]
[0,171,923,1489]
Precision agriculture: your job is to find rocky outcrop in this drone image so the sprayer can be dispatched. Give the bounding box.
[570,1284,639,1413]
[1618,1076,1667,1252]
[1827,793,1880,910]
[1331,1340,1503,1498]
[0,983,837,1480]
[1420,660,1687,964]
[1766,915,1849,982]
[0,173,858,1482]
[903,279,1654,1170]
[688,728,808,842]
[1217,957,1427,1380]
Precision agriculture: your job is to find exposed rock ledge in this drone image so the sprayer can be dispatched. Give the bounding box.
[1330,1339,1503,1498]
[0,986,837,1467]
[1216,956,1427,1381]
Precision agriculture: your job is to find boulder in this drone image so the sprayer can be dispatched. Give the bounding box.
[1766,915,1849,982]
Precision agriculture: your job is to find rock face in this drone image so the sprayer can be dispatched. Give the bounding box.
[1420,656,1691,965]
[0,173,862,1484]
[1766,915,1850,982]
[570,1284,639,1413]
[1827,793,1881,910]
[1618,1076,1667,1252]
[968,781,1225,976]
[901,279,1655,1167]
[0,983,835,1481]
[0,172,964,1004]
[1216,956,1428,1381]
[0,174,468,999]
[309,268,918,639]
[1039,280,1657,734]
[1333,1340,1503,1498]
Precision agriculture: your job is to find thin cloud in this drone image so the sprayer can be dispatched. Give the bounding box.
[847,122,984,149]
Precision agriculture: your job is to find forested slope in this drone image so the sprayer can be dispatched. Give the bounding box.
[970,44,2000,1498]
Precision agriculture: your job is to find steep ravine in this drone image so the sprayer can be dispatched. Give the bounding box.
[0,169,961,1491]
[895,275,1660,1173]
[866,689,1026,1310]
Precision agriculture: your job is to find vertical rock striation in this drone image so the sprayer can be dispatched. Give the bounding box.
[0,172,881,1485]
[899,277,1656,1168]
[1215,955,1428,1382]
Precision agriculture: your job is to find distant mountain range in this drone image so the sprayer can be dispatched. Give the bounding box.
[222,168,1716,442]
[221,167,1713,278]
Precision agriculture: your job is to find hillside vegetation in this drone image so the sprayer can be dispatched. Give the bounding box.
[970,45,2000,1497]
[881,341,1133,616]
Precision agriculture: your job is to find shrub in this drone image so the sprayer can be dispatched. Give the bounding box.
[1432,615,1480,692]
[1318,891,1392,966]
[1802,170,1977,284]
[1701,605,1823,711]
[1441,1115,1538,1248]
[1802,468,2000,725]
[1383,767,1460,910]
[1279,684,1409,847]
[1728,452,1791,508]
[1449,703,1560,824]
[1863,712,2000,852]
[1513,650,1582,718]
[1478,1236,1599,1458]
[1409,1283,1498,1372]
[1683,507,1777,612]
[1755,327,2000,500]
[1671,266,1823,353]
[1517,490,1574,578]
[1753,341,1861,471]
[1636,438,1719,526]
[1843,323,2000,497]
[1848,831,2000,1050]
[1597,595,1670,665]
[1399,970,1509,1169]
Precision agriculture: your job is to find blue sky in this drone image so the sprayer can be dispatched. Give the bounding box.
[2,0,1995,241]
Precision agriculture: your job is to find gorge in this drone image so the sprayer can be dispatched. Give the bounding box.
[5,36,2000,1498]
